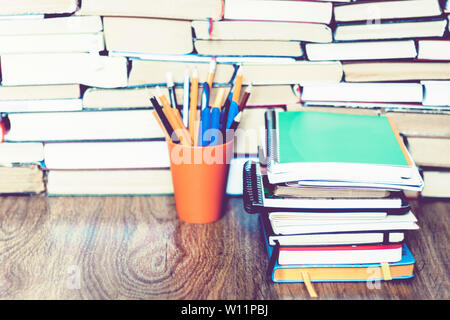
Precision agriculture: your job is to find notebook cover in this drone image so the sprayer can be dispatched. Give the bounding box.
[277,111,410,167]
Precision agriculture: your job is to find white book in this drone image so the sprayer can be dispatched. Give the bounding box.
[47,169,174,196]
[44,141,170,170]
[0,0,78,15]
[226,156,259,196]
[224,0,333,24]
[0,33,105,54]
[305,40,417,61]
[301,83,423,103]
[267,232,405,247]
[334,0,442,22]
[0,16,102,35]
[192,20,332,43]
[335,19,447,41]
[0,99,82,113]
[417,40,450,60]
[0,142,44,164]
[5,110,164,142]
[270,211,419,235]
[0,14,44,20]
[1,53,128,88]
[422,81,450,106]
[277,245,403,265]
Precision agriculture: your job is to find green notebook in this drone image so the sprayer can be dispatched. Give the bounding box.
[278,111,408,166]
[266,110,422,188]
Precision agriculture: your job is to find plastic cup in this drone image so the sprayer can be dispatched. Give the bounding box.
[167,138,234,224]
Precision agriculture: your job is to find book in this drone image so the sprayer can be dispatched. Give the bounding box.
[239,61,343,85]
[265,110,422,188]
[384,111,450,137]
[103,17,193,55]
[334,0,442,22]
[226,156,259,196]
[224,0,333,24]
[422,81,450,106]
[0,33,105,54]
[193,40,303,58]
[300,101,428,111]
[5,110,164,142]
[300,83,423,103]
[0,142,43,164]
[77,0,224,20]
[0,84,80,101]
[82,85,297,110]
[267,242,415,283]
[0,99,82,113]
[267,210,418,236]
[192,20,332,43]
[406,137,450,167]
[418,40,450,60]
[0,0,78,15]
[0,164,45,194]
[275,244,403,265]
[243,161,411,213]
[260,215,406,247]
[286,105,380,116]
[334,19,447,41]
[305,40,417,61]
[343,62,450,82]
[128,59,235,86]
[273,184,393,199]
[0,16,102,35]
[1,53,128,88]
[421,170,450,198]
[44,141,170,170]
[46,169,173,196]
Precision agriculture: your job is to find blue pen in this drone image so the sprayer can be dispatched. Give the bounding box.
[199,83,211,146]
[225,100,239,130]
[209,88,227,146]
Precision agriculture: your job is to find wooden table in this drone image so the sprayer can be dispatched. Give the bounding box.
[0,195,448,300]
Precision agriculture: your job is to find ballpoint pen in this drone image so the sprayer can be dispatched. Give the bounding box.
[209,87,227,146]
[199,83,211,146]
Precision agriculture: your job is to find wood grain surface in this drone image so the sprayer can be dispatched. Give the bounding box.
[0,195,448,300]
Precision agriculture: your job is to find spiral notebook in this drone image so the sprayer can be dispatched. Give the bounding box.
[265,110,423,190]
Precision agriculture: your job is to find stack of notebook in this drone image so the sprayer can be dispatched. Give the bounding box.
[243,110,423,292]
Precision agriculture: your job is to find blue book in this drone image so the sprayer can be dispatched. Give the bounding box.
[261,216,415,283]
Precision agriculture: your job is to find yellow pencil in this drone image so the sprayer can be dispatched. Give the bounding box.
[232,66,243,103]
[206,57,216,89]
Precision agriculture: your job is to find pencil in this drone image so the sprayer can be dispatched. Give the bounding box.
[155,87,192,146]
[238,83,252,112]
[150,96,180,144]
[189,67,199,142]
[206,57,216,89]
[232,66,243,103]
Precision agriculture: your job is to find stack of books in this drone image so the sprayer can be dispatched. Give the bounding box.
[243,110,423,295]
[0,0,449,197]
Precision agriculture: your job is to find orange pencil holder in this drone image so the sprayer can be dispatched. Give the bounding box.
[167,138,234,224]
